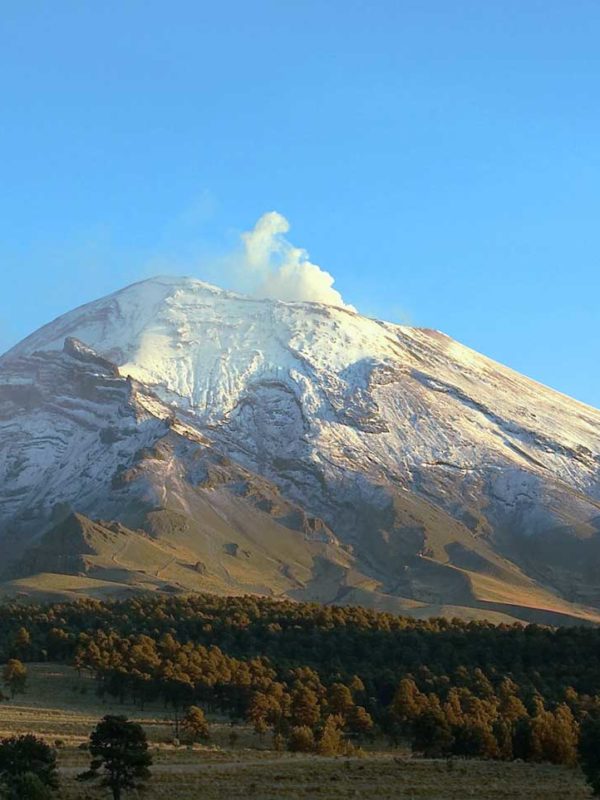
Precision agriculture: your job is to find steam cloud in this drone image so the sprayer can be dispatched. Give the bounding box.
[238,212,354,310]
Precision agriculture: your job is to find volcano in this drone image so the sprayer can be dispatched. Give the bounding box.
[1,276,599,624]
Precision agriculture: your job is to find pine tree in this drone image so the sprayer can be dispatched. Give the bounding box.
[537,704,579,765]
[328,683,354,717]
[392,678,428,733]
[291,686,321,728]
[78,716,152,800]
[411,710,454,758]
[14,627,31,659]
[2,660,27,698]
[287,726,316,753]
[182,706,210,742]
[317,715,344,756]
[0,735,58,799]
[347,705,374,740]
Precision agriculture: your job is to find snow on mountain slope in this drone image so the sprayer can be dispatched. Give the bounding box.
[0,338,172,544]
[0,337,358,604]
[2,276,600,620]
[4,276,598,494]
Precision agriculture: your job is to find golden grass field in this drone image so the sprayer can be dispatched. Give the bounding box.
[0,664,593,799]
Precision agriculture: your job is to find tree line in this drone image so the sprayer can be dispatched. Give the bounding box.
[2,594,600,764]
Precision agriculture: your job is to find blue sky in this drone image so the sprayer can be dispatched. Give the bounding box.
[1,1,599,407]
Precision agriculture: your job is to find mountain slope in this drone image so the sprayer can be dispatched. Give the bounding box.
[1,277,599,623]
[0,337,359,603]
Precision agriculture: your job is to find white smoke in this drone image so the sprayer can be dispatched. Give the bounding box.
[239,212,354,310]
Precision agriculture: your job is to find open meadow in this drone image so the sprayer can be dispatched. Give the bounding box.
[0,664,592,800]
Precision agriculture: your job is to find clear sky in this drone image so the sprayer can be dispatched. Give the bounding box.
[1,1,599,407]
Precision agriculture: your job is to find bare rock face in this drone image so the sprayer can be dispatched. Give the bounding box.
[1,276,599,623]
